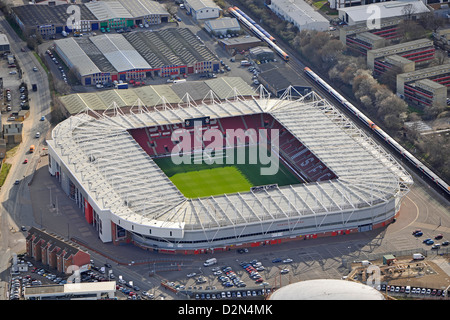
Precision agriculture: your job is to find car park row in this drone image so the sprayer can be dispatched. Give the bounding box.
[8,257,155,300]
[413,230,449,249]
[379,284,450,298]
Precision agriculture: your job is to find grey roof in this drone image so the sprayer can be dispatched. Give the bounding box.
[55,38,101,77]
[205,17,240,31]
[185,0,221,11]
[339,0,430,23]
[85,0,133,20]
[0,34,9,46]
[123,28,218,68]
[108,0,168,17]
[12,4,97,26]
[90,34,151,72]
[268,0,329,31]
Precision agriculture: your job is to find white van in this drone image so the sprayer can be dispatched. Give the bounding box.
[203,258,217,267]
[405,286,411,294]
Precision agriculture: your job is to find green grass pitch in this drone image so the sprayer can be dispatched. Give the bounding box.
[152,147,301,198]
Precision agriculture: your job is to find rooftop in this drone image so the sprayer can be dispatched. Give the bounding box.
[339,0,430,24]
[205,17,240,30]
[268,0,329,31]
[90,34,151,72]
[85,0,132,20]
[54,38,101,77]
[105,0,168,17]
[123,28,218,68]
[369,38,433,57]
[185,0,221,11]
[12,4,97,26]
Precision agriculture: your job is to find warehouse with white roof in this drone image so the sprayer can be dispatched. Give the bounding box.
[268,0,329,31]
[185,0,222,21]
[54,28,220,85]
[338,0,430,26]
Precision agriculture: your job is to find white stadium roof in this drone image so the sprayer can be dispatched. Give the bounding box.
[268,279,385,300]
[48,90,412,233]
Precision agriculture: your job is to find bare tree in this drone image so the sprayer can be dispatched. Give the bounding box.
[401,4,416,21]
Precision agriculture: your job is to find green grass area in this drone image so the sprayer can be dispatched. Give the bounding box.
[153,147,301,198]
[0,163,12,187]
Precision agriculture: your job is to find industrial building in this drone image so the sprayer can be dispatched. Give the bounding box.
[267,0,329,31]
[11,0,169,37]
[249,46,275,62]
[184,0,222,21]
[0,34,10,53]
[218,36,262,54]
[123,28,220,77]
[257,63,311,97]
[397,64,450,108]
[367,39,435,75]
[85,0,169,28]
[54,28,219,85]
[204,17,240,36]
[338,0,430,26]
[11,3,97,36]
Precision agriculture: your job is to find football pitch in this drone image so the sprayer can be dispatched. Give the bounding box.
[153,147,301,198]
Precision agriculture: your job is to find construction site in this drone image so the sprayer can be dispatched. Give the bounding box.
[348,254,450,299]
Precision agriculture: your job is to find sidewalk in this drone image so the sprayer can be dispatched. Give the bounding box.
[28,155,193,267]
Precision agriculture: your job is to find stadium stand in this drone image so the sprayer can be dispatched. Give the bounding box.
[128,112,337,182]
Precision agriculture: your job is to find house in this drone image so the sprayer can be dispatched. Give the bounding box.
[26,227,91,274]
[204,17,240,36]
[184,0,221,21]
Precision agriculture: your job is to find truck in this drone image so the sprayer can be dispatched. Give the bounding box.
[203,258,217,267]
[413,253,425,260]
[173,79,186,84]
[29,145,35,153]
[115,83,128,89]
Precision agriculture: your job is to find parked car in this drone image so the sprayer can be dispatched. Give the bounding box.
[435,234,443,240]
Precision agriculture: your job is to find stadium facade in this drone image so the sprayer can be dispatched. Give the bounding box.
[46,89,412,254]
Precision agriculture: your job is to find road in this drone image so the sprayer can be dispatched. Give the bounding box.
[0,11,51,299]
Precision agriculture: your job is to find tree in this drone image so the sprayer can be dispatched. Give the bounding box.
[164,3,177,16]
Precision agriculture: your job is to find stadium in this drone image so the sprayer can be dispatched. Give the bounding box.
[47,88,412,254]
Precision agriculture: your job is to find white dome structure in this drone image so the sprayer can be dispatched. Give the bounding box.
[268,279,385,300]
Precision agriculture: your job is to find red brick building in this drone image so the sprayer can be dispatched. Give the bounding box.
[26,227,91,274]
